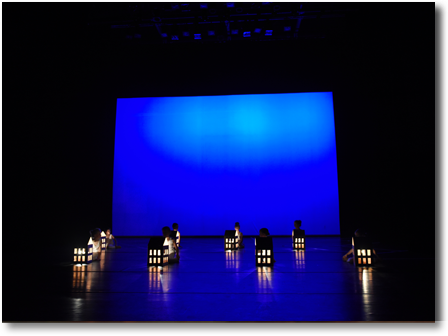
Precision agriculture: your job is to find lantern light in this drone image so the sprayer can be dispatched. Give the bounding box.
[292,229,305,250]
[353,237,374,266]
[100,231,107,251]
[224,230,239,251]
[255,237,274,267]
[73,247,87,264]
[72,265,87,290]
[73,238,93,266]
[147,237,169,267]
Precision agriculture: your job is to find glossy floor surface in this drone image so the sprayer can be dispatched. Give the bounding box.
[5,238,435,322]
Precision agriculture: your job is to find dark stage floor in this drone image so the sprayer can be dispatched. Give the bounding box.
[5,237,435,322]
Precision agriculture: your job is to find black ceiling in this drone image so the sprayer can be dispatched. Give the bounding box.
[81,2,362,44]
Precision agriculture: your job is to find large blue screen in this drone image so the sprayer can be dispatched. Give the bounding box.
[113,92,340,236]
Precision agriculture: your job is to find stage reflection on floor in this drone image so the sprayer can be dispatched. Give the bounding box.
[8,237,435,321]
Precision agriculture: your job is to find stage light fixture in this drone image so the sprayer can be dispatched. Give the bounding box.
[265,30,273,36]
[256,237,274,267]
[194,34,201,39]
[243,31,251,37]
[293,229,306,250]
[147,237,169,267]
[225,230,239,251]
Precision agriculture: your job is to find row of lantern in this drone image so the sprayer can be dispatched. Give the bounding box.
[74,230,374,268]
[224,229,374,267]
[73,231,107,265]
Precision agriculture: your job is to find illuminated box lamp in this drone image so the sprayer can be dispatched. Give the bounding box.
[255,237,274,267]
[292,229,305,250]
[147,237,169,267]
[224,230,239,251]
[101,231,107,251]
[74,237,95,264]
[353,237,374,266]
[73,247,87,264]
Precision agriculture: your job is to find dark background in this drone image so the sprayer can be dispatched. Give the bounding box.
[3,2,434,279]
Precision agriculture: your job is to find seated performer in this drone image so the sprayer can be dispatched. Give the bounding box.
[162,226,180,263]
[292,220,305,240]
[106,229,121,249]
[342,229,378,263]
[235,222,244,248]
[90,228,102,261]
[172,223,181,248]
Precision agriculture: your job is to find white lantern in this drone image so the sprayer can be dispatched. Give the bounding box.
[87,237,93,264]
[73,247,86,264]
[101,231,107,251]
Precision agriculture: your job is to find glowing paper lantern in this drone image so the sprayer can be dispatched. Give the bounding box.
[147,237,169,267]
[292,229,305,250]
[224,230,238,251]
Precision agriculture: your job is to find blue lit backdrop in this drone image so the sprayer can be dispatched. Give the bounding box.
[113,92,340,236]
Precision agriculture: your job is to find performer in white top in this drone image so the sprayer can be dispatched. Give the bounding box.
[105,229,121,249]
[162,226,180,263]
[90,228,102,261]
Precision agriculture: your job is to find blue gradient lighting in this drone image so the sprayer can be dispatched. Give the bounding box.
[113,92,340,236]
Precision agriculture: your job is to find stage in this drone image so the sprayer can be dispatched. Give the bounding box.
[4,237,435,322]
